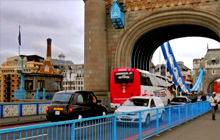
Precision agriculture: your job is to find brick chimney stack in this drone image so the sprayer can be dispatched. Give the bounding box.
[46,38,52,59]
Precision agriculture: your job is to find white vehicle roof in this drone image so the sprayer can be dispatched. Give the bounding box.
[129,96,160,100]
[175,96,188,99]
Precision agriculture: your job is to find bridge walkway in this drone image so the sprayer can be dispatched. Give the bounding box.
[148,111,220,140]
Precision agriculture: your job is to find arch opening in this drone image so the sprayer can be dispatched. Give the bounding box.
[208,78,220,95]
[130,24,220,71]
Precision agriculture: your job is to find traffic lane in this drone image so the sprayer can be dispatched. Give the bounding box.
[0,121,50,130]
[0,118,114,140]
[0,107,193,140]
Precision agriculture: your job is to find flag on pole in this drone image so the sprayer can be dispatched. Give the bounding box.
[18,25,21,46]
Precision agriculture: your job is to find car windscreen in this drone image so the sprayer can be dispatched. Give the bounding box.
[115,71,134,84]
[172,98,187,102]
[123,98,149,107]
[52,93,72,102]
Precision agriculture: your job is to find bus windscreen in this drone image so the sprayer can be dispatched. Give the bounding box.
[115,72,134,83]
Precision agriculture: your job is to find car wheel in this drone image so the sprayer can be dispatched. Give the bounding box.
[145,115,150,125]
[78,114,83,119]
[160,111,165,122]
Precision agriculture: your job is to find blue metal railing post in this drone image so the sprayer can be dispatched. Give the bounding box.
[19,104,22,117]
[0,104,3,118]
[43,88,46,99]
[71,121,75,140]
[190,104,193,119]
[178,106,181,125]
[113,116,117,140]
[192,104,194,119]
[168,106,171,129]
[203,102,205,113]
[40,103,42,115]
[156,109,159,135]
[185,104,188,121]
[43,88,46,100]
[139,112,142,140]
[36,103,39,115]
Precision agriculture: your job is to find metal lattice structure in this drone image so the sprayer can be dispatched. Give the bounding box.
[161,42,205,93]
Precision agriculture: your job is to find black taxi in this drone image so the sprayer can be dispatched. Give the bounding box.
[46,90,108,121]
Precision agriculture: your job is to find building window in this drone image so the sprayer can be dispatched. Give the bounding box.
[212,70,216,75]
[37,80,45,90]
[25,80,33,90]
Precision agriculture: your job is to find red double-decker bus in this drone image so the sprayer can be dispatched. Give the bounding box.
[110,68,174,108]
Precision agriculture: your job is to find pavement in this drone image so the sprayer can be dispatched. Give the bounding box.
[0,115,47,127]
[148,110,220,140]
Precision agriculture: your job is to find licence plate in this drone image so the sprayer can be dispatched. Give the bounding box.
[55,111,60,115]
[122,115,130,119]
[53,107,63,111]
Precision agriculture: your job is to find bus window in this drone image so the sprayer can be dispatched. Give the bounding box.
[150,99,156,108]
[140,73,153,86]
[115,72,134,83]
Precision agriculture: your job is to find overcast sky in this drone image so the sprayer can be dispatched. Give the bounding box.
[0,0,84,65]
[0,0,219,69]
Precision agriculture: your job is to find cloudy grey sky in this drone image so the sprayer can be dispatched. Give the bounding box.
[0,0,84,64]
[0,0,219,69]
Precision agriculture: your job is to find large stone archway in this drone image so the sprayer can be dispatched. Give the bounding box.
[84,0,220,98]
[115,9,220,70]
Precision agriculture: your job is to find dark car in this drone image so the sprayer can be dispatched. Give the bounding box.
[46,90,108,121]
[169,96,191,105]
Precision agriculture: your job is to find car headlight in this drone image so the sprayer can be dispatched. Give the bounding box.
[114,110,119,113]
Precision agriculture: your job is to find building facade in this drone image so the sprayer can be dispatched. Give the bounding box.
[193,48,220,94]
[0,39,85,102]
[0,55,45,102]
[62,64,84,91]
[154,61,193,88]
[84,0,220,100]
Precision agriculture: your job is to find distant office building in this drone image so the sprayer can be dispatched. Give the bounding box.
[62,64,84,91]
[154,61,193,88]
[52,53,84,91]
[23,38,63,100]
[0,55,46,102]
[0,38,85,102]
[0,39,62,102]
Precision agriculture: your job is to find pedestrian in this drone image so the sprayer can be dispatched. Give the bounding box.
[200,91,207,101]
[209,92,218,120]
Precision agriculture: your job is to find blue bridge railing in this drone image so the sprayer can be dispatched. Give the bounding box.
[0,102,50,118]
[0,101,210,140]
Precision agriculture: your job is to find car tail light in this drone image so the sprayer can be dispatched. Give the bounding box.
[46,106,49,113]
[69,106,73,113]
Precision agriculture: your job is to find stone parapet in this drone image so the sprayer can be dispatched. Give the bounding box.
[106,0,216,12]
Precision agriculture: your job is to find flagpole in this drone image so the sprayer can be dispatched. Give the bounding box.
[18,25,21,56]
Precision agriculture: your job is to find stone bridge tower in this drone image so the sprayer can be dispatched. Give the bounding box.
[193,48,220,94]
[84,0,220,99]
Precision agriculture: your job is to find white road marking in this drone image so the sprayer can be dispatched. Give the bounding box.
[16,133,48,140]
